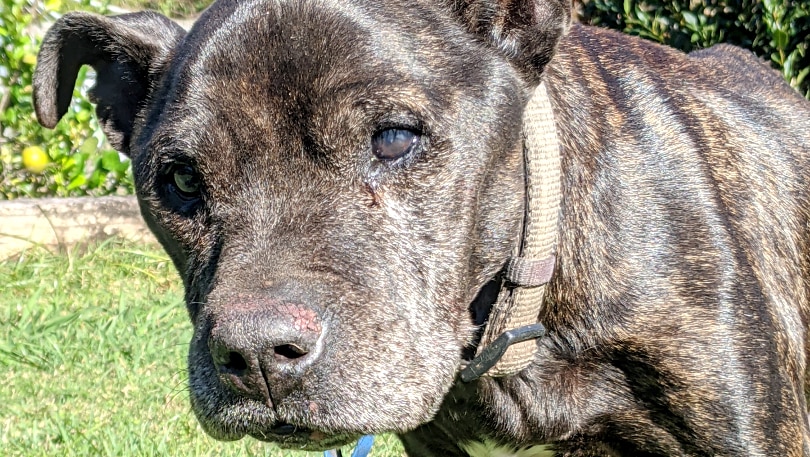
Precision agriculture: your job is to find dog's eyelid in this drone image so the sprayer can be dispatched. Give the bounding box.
[158,156,203,180]
[373,108,427,133]
[157,150,198,169]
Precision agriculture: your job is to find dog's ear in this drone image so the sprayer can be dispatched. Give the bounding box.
[446,0,571,81]
[33,11,185,155]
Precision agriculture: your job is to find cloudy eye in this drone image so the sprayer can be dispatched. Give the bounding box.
[371,128,420,161]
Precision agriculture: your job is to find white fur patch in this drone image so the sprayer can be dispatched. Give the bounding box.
[460,440,556,457]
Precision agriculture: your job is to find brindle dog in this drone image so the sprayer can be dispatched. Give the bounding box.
[33,0,810,455]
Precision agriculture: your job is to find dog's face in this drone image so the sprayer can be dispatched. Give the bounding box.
[34,0,569,449]
[141,2,528,446]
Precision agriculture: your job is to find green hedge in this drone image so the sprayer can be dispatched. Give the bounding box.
[577,0,810,97]
[0,0,132,199]
[1,0,807,199]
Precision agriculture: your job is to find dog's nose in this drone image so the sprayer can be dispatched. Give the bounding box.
[207,299,324,405]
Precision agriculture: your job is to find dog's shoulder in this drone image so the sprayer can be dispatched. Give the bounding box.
[547,22,810,141]
[688,43,804,100]
[553,24,804,101]
[688,42,774,76]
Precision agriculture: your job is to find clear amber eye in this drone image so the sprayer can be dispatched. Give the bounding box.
[371,128,420,160]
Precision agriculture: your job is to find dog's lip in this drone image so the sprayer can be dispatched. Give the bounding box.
[250,422,357,450]
[269,422,302,436]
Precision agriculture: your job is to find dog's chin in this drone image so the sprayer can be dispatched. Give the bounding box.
[202,425,357,451]
[195,407,358,450]
[251,430,358,451]
[188,347,459,444]
[191,388,431,449]
[195,399,429,443]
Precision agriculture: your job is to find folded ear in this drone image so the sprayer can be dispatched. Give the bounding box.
[33,11,185,155]
[447,0,571,82]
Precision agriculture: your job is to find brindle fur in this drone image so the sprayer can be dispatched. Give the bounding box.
[33,0,810,455]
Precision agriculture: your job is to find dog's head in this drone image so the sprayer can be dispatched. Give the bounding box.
[34,0,569,449]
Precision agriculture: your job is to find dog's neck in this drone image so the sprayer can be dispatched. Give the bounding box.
[461,80,561,379]
[417,80,563,454]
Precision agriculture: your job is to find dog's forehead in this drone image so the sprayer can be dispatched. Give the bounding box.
[174,0,486,102]
[141,0,520,170]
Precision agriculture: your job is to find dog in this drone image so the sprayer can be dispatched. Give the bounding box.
[32,0,810,455]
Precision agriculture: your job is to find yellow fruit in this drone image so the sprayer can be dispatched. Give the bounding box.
[22,146,49,174]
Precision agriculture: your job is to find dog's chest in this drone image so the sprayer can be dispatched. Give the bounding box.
[460,441,555,457]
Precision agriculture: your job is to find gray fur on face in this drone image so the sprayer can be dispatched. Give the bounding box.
[33,0,810,454]
[131,0,530,447]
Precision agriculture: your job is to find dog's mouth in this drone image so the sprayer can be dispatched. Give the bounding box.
[250,422,358,451]
[194,397,360,450]
[196,399,363,449]
[247,422,357,450]
[207,419,357,450]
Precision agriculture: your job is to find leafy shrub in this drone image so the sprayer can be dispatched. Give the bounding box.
[115,0,208,18]
[576,0,810,97]
[0,0,133,199]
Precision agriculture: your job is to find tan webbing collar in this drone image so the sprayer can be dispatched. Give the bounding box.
[463,80,561,380]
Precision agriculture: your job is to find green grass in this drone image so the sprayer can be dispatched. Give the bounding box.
[0,239,405,456]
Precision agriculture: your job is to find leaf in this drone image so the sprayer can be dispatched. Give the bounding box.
[75,109,91,123]
[772,29,789,50]
[115,155,131,172]
[89,168,105,188]
[682,11,698,30]
[634,5,650,27]
[795,67,809,86]
[67,174,86,190]
[79,137,99,156]
[100,150,121,172]
[783,51,796,77]
[37,311,83,333]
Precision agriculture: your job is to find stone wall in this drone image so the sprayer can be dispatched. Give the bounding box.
[0,196,157,259]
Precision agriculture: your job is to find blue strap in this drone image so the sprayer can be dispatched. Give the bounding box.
[351,435,375,457]
[323,435,375,457]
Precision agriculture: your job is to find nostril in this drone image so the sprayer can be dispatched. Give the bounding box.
[221,351,248,374]
[273,343,309,361]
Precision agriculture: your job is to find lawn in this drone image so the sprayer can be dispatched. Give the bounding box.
[0,239,405,456]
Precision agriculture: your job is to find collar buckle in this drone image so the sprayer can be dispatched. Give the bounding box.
[460,323,547,382]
